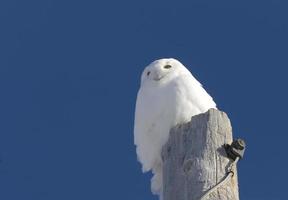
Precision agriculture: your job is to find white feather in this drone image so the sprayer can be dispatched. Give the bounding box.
[134,58,216,198]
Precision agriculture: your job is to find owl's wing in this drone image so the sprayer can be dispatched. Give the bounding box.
[134,88,155,172]
[173,74,217,113]
[134,86,171,172]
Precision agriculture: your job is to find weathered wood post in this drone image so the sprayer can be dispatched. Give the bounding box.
[162,108,239,200]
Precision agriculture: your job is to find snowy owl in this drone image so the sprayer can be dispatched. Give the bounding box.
[134,58,217,198]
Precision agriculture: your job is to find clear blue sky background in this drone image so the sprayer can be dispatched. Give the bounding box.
[0,0,287,200]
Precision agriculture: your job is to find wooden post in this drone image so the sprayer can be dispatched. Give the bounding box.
[162,109,239,200]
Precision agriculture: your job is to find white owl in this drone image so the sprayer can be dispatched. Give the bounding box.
[134,58,217,198]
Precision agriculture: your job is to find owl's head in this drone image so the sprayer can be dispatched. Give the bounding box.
[141,58,189,85]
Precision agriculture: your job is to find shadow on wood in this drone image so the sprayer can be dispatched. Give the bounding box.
[162,109,239,200]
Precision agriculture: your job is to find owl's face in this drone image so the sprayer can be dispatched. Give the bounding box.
[141,58,188,85]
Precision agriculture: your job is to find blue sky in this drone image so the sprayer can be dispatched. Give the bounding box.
[0,0,287,199]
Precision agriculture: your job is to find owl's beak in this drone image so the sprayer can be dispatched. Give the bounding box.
[153,76,163,81]
[153,72,163,81]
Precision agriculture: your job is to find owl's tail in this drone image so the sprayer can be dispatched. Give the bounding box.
[151,162,163,200]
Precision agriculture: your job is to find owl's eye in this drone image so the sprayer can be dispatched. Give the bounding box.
[163,65,172,69]
[147,71,151,76]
